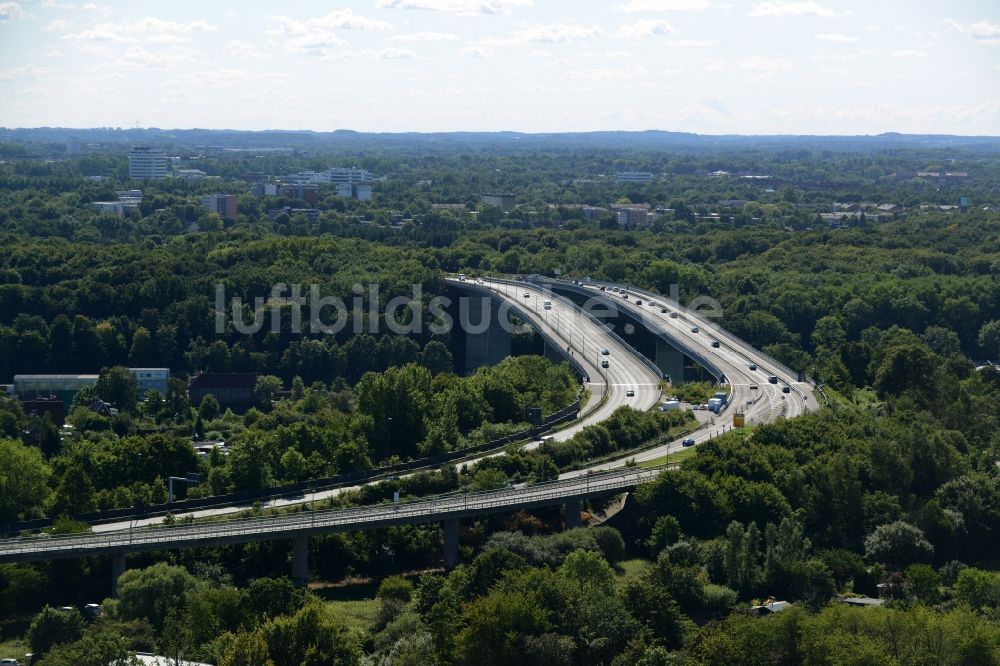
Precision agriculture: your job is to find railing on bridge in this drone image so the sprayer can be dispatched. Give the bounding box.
[0,464,667,561]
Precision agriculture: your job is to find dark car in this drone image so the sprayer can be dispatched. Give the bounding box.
[635,299,643,305]
[601,360,609,368]
[661,307,668,313]
[682,438,696,447]
[782,385,791,393]
[768,376,779,384]
[749,363,757,371]
[711,340,720,348]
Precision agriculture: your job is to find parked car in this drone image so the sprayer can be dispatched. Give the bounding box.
[682,437,696,447]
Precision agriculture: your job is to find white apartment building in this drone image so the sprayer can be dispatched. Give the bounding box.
[128,145,168,180]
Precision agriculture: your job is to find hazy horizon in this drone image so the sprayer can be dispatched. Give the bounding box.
[1,0,998,135]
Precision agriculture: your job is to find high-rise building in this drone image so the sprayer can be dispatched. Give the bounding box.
[128,145,168,180]
[202,193,238,219]
[67,137,81,156]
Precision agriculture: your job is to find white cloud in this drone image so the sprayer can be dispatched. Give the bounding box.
[892,49,926,58]
[268,10,392,59]
[612,0,711,11]
[0,64,50,80]
[461,45,494,57]
[0,2,26,20]
[614,19,675,39]
[739,55,792,80]
[369,47,420,59]
[388,31,459,42]
[114,45,197,69]
[63,17,217,43]
[375,0,532,15]
[943,18,1000,45]
[816,32,857,42]
[665,38,717,47]
[227,39,271,60]
[81,2,109,14]
[41,17,70,31]
[507,22,601,43]
[748,2,850,18]
[567,66,645,81]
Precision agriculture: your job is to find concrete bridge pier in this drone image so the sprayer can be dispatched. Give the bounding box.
[655,340,686,385]
[111,551,127,598]
[292,537,309,587]
[443,518,460,569]
[564,499,583,529]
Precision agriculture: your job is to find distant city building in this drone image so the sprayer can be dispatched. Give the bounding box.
[268,207,321,223]
[481,193,516,212]
[175,168,207,179]
[616,171,654,184]
[336,182,372,201]
[284,167,372,187]
[66,136,81,156]
[128,145,168,180]
[278,184,319,205]
[189,373,258,406]
[251,182,278,196]
[130,368,169,395]
[202,193,238,219]
[14,374,99,407]
[582,206,608,221]
[611,203,650,227]
[20,396,66,426]
[90,190,142,217]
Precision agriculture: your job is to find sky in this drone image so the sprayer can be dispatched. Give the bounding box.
[0,0,998,134]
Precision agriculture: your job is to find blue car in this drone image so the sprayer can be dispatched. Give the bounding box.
[682,437,696,447]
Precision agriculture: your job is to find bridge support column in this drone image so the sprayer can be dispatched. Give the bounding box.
[292,537,309,587]
[443,519,460,569]
[111,552,126,598]
[564,499,583,529]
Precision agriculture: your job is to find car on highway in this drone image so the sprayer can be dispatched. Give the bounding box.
[691,326,700,333]
[749,363,757,371]
[768,376,779,384]
[601,348,610,355]
[601,360,609,368]
[661,307,668,313]
[635,299,643,305]
[746,398,754,405]
[600,286,606,291]
[669,312,678,318]
[711,340,720,348]
[682,437,696,447]
[523,292,530,298]
[782,385,791,393]
[626,388,634,396]
[750,384,759,390]
[543,300,552,309]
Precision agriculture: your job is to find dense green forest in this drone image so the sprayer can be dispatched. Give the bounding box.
[1,140,999,664]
